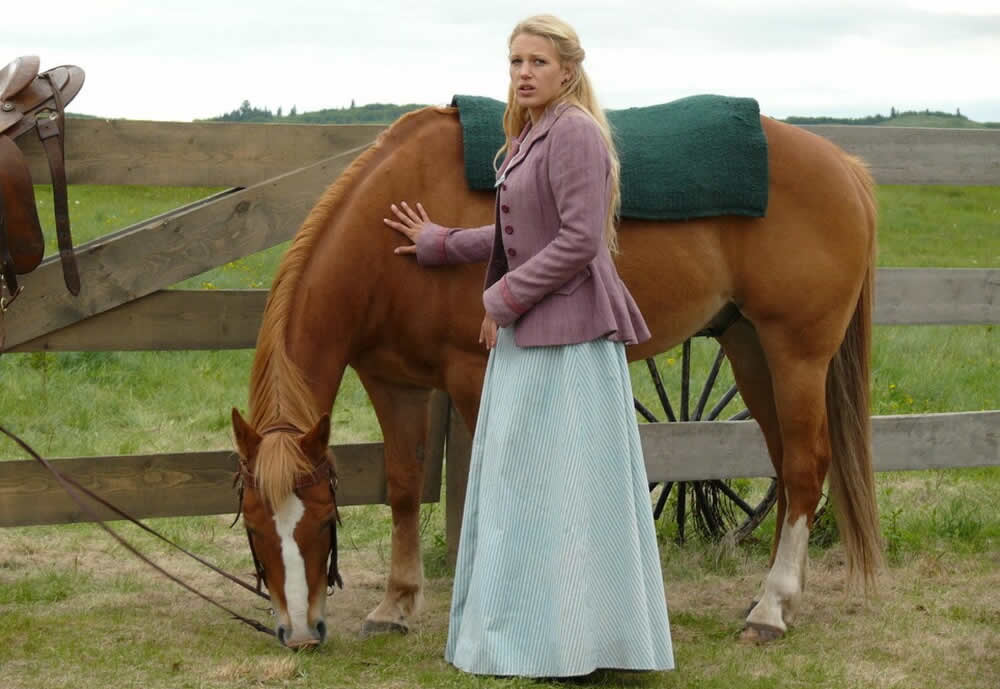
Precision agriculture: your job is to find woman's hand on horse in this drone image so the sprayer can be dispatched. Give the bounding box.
[385,201,432,255]
[479,314,498,350]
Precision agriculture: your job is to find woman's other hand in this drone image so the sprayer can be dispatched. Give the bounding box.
[479,314,499,350]
[384,201,432,255]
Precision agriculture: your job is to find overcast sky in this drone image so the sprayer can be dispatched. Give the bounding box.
[4,0,999,122]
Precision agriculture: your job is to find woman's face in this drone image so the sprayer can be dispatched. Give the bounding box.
[509,33,571,122]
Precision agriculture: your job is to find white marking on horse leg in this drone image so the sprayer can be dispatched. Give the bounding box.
[274,494,309,639]
[747,514,809,632]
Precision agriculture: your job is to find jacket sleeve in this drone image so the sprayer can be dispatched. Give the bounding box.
[415,222,494,266]
[483,115,608,326]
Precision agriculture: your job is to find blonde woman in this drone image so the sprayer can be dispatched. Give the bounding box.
[385,14,673,677]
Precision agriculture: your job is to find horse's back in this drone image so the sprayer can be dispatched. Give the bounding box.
[617,116,876,357]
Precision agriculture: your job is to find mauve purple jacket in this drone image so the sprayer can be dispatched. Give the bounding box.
[416,101,650,348]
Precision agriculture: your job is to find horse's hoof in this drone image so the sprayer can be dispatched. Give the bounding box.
[739,622,785,644]
[360,619,409,638]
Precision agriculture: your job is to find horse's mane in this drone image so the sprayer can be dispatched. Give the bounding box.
[243,107,451,507]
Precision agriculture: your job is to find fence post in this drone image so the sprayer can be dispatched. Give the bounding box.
[445,402,473,567]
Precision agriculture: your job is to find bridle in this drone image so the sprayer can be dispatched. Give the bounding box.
[234,424,344,598]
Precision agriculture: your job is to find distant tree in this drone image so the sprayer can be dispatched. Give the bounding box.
[277,106,283,118]
[203,101,429,125]
[210,100,277,122]
[783,113,890,125]
[890,106,897,117]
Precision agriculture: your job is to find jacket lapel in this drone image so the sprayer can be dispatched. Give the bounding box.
[495,101,572,184]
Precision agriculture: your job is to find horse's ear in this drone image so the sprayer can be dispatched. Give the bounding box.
[231,407,261,462]
[299,414,331,465]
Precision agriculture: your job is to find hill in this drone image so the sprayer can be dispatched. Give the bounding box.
[783,108,999,129]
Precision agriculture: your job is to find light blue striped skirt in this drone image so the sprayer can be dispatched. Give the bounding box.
[445,327,674,677]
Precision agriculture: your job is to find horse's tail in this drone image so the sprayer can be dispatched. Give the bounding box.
[826,154,883,592]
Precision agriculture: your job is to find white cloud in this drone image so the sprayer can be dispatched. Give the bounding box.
[2,0,997,121]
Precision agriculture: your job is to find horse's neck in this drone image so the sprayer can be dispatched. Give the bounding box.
[264,106,471,412]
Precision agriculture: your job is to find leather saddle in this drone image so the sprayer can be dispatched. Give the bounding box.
[0,56,85,308]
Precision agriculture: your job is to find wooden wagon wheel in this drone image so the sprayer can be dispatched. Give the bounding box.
[634,337,777,544]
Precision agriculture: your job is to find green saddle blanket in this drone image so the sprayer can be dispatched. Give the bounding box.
[451,93,769,220]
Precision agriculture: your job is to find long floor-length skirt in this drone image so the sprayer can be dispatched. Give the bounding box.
[445,327,674,677]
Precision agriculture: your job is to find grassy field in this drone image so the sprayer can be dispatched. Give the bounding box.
[0,182,998,688]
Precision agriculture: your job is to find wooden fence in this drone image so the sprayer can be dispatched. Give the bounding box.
[1,119,998,558]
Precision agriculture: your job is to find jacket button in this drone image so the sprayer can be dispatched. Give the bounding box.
[501,204,510,213]
[501,184,508,191]
[504,225,514,235]
[507,248,517,258]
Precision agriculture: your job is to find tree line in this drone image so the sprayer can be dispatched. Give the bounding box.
[784,107,999,127]
[204,101,1000,128]
[203,100,425,124]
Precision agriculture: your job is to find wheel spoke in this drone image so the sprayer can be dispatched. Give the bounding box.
[728,408,752,421]
[681,341,691,421]
[693,346,727,421]
[693,482,722,538]
[652,482,674,520]
[633,398,658,423]
[644,358,677,422]
[731,480,778,543]
[707,383,741,420]
[675,483,687,543]
[710,479,756,516]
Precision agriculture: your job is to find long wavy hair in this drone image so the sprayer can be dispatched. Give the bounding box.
[496,14,622,254]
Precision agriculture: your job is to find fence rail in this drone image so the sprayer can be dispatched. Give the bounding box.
[8,268,997,353]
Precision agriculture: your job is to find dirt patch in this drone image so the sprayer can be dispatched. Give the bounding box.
[210,656,301,683]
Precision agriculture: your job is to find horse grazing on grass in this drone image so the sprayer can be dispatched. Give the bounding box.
[230,104,882,648]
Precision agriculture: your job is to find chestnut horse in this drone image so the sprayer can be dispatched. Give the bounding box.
[230,104,882,648]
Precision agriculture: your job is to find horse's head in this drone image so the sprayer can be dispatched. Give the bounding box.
[231,408,342,648]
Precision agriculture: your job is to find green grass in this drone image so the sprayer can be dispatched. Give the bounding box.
[1,183,998,688]
[1,493,997,688]
[876,186,999,267]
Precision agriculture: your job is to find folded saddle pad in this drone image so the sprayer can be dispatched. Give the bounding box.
[451,93,769,220]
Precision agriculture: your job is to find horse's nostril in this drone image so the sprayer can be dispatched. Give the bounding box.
[277,625,289,645]
[315,620,327,643]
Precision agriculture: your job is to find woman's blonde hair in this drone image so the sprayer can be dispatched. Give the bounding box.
[496,14,621,254]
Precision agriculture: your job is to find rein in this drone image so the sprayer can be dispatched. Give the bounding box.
[0,424,276,637]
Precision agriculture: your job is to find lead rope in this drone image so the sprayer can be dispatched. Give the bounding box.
[0,424,275,637]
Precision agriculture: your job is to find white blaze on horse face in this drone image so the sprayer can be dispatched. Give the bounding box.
[747,514,809,632]
[273,494,310,636]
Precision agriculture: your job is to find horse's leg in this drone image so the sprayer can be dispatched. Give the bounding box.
[718,320,785,558]
[717,319,787,615]
[740,329,834,642]
[356,374,430,636]
[443,353,487,432]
